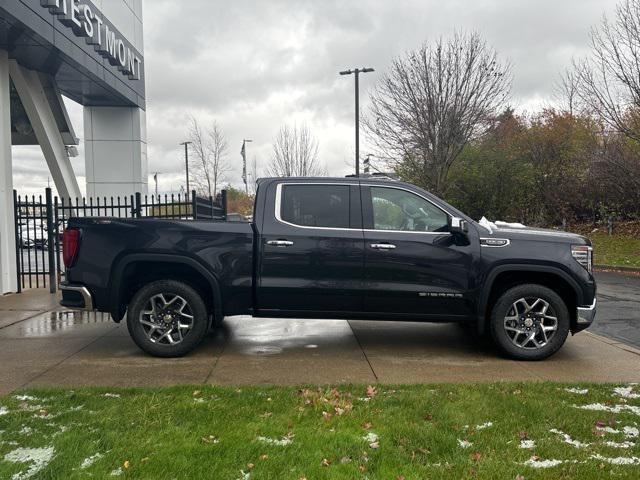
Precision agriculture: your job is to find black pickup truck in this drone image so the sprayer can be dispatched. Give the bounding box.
[60,177,596,360]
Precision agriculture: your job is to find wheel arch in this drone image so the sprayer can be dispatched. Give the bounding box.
[109,253,223,325]
[477,265,582,335]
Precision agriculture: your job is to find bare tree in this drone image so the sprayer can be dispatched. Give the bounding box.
[364,32,511,195]
[554,68,581,116]
[188,116,230,197]
[575,0,640,140]
[267,124,326,177]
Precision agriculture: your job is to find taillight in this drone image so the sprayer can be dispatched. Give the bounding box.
[63,228,80,268]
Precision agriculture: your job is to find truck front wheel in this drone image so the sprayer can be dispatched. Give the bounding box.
[489,284,570,361]
[126,280,208,357]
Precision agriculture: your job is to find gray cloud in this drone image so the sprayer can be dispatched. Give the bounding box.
[12,0,617,196]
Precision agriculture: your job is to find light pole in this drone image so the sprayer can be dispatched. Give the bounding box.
[340,67,374,176]
[179,141,192,195]
[241,139,252,194]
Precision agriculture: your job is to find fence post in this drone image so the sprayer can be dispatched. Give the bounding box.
[191,190,197,220]
[221,189,228,220]
[607,216,613,236]
[13,190,21,293]
[45,188,56,293]
[134,192,142,218]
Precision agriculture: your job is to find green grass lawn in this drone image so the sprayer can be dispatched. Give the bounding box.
[588,232,640,268]
[1,383,639,479]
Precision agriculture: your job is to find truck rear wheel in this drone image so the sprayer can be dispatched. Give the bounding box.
[127,280,208,357]
[489,284,570,361]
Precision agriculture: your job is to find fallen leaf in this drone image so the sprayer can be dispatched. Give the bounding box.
[369,441,380,449]
[123,460,130,469]
[247,463,255,470]
[512,389,522,395]
[321,458,331,467]
[340,456,352,464]
[471,451,482,461]
[518,431,529,440]
[260,454,268,460]
[335,407,345,416]
[397,476,406,480]
[366,385,377,398]
[192,390,201,397]
[362,422,373,430]
[424,414,433,421]
[141,457,149,464]
[322,411,333,421]
[516,475,525,480]
[358,465,367,473]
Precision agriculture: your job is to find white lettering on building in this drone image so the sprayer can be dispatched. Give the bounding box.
[40,0,143,81]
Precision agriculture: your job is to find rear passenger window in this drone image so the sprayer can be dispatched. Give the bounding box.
[280,185,350,228]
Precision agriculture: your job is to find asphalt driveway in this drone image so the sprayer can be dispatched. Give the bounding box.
[0,271,638,395]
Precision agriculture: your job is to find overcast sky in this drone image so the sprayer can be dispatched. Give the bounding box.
[12,0,618,196]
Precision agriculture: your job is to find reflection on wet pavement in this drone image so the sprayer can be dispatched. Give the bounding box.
[2,310,112,338]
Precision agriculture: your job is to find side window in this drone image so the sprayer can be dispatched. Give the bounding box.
[280,184,350,228]
[370,187,449,232]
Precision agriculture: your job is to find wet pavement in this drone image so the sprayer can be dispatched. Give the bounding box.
[0,273,639,394]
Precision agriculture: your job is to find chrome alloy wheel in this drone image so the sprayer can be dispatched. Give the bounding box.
[138,293,194,345]
[503,297,558,349]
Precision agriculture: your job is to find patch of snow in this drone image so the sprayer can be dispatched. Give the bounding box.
[0,407,9,416]
[358,397,371,402]
[80,453,103,469]
[4,446,55,480]
[574,403,640,416]
[13,396,37,402]
[476,421,493,430]
[523,457,563,468]
[519,440,536,449]
[564,388,588,394]
[109,467,123,476]
[68,405,84,412]
[103,393,120,398]
[549,428,589,449]
[236,470,250,480]
[257,436,293,446]
[590,454,640,465]
[614,386,640,399]
[457,439,472,449]
[193,398,205,404]
[363,432,379,444]
[604,441,634,449]
[623,426,639,438]
[18,427,33,436]
[596,426,620,434]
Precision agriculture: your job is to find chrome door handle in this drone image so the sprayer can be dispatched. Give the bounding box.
[370,243,396,250]
[266,240,294,247]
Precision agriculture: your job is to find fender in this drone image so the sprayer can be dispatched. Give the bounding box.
[108,253,223,323]
[476,264,584,334]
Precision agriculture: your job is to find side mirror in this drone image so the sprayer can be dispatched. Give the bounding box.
[450,216,469,235]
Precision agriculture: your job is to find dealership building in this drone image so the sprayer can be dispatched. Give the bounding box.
[0,0,147,293]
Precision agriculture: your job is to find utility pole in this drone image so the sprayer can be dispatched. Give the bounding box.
[241,139,252,194]
[339,67,374,176]
[179,141,192,194]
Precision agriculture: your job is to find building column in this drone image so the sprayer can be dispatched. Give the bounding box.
[84,107,147,198]
[0,51,18,294]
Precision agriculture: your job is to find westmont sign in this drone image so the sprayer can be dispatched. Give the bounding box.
[40,0,143,81]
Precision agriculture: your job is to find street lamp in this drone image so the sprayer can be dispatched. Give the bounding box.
[179,141,192,195]
[339,67,374,176]
[241,139,252,194]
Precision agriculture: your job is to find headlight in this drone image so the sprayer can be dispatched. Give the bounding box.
[571,245,593,273]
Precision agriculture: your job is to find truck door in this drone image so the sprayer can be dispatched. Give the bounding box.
[257,181,364,314]
[361,185,475,318]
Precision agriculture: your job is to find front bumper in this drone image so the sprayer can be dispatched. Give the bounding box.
[60,282,94,311]
[576,297,597,329]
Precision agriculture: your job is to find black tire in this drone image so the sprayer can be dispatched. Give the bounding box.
[127,280,208,357]
[489,284,570,361]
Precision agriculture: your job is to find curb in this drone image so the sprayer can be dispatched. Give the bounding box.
[594,264,640,273]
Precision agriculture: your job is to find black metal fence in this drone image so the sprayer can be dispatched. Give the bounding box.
[14,188,227,293]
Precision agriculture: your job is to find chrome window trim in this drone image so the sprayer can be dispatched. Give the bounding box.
[274,182,358,231]
[273,181,453,236]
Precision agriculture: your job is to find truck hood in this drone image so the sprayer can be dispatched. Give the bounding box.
[477,217,590,245]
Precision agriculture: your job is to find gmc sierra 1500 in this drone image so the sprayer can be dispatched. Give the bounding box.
[60,177,596,360]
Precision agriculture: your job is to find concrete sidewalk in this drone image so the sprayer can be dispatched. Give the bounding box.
[1,288,639,395]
